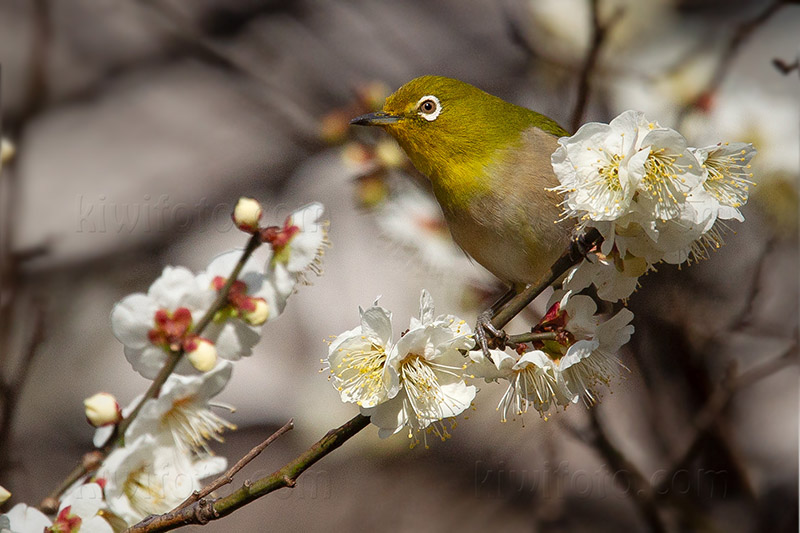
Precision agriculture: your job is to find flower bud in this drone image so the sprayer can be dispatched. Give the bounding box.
[0,484,11,504]
[1,139,14,165]
[84,392,122,427]
[233,197,262,233]
[243,298,269,326]
[186,338,217,372]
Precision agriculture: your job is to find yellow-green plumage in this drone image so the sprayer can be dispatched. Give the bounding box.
[352,75,573,288]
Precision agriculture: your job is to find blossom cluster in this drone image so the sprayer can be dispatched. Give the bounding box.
[551,110,756,301]
[1,200,328,531]
[325,291,475,447]
[325,290,635,441]
[470,293,633,421]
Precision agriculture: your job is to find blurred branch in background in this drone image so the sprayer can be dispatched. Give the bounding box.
[675,0,795,126]
[569,0,623,132]
[0,0,51,481]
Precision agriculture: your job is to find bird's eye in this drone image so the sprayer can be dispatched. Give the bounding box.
[415,95,441,121]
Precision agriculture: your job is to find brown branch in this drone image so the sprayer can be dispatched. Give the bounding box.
[124,414,371,533]
[0,303,46,476]
[655,346,797,495]
[491,228,601,331]
[772,57,799,76]
[506,331,558,345]
[561,410,667,533]
[569,0,624,132]
[676,0,790,125]
[175,418,295,511]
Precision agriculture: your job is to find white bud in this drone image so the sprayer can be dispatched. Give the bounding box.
[0,484,11,504]
[375,139,405,168]
[84,392,121,427]
[243,298,269,326]
[233,197,263,233]
[1,139,15,166]
[187,338,217,372]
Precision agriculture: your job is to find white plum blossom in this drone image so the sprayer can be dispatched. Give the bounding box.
[693,142,756,214]
[98,435,226,526]
[551,110,651,221]
[112,249,285,378]
[469,349,575,422]
[555,303,634,406]
[364,293,475,445]
[124,362,236,455]
[326,300,398,409]
[197,250,286,361]
[50,482,112,533]
[1,503,52,532]
[265,203,329,289]
[634,127,705,222]
[551,110,756,302]
[470,295,633,417]
[327,291,475,446]
[563,253,644,303]
[111,266,215,379]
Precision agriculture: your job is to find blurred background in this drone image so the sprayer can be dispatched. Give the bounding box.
[0,0,797,531]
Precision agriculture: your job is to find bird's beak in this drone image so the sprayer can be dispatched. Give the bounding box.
[350,111,401,126]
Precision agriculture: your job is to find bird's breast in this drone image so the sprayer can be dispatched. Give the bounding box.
[432,126,573,285]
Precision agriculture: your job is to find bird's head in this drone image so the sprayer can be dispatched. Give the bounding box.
[350,76,566,181]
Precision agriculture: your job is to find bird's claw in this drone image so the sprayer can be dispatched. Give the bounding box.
[570,226,597,259]
[475,310,508,357]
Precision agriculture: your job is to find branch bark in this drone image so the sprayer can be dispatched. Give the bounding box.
[175,419,295,511]
[125,414,370,533]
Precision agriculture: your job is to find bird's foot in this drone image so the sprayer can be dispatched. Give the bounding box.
[570,226,599,259]
[475,309,508,357]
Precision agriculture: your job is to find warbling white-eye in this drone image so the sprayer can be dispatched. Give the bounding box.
[351,75,574,293]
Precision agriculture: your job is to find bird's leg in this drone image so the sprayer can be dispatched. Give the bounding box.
[475,286,516,356]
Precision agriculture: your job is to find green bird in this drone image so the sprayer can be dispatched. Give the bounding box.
[351,75,574,292]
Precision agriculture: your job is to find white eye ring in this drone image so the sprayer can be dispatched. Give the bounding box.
[416,95,441,121]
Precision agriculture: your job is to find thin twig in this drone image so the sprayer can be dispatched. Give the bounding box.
[656,346,797,494]
[675,0,790,126]
[506,331,558,345]
[0,303,46,475]
[569,0,624,132]
[772,57,799,75]
[175,418,295,511]
[585,410,668,533]
[124,414,371,533]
